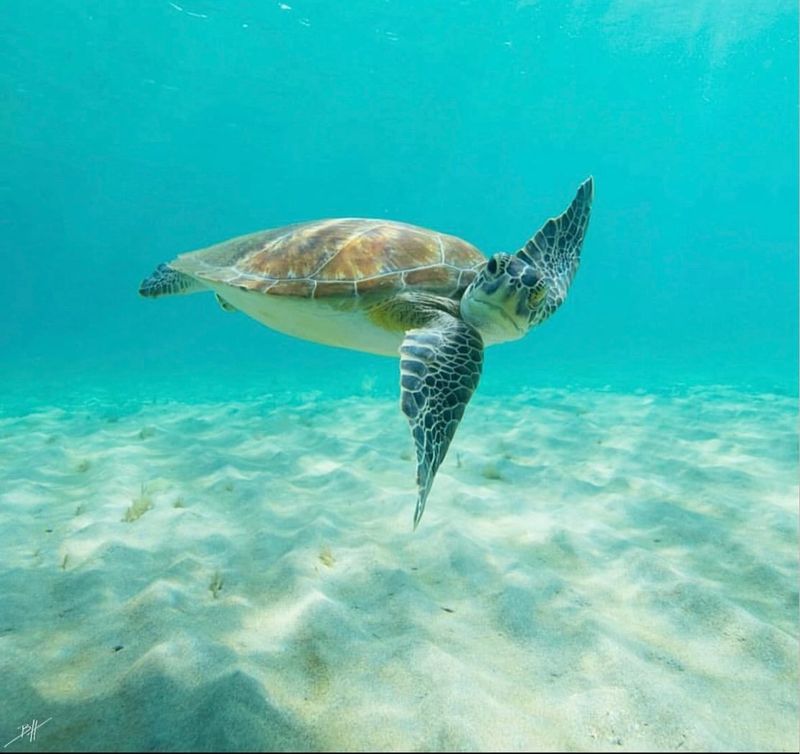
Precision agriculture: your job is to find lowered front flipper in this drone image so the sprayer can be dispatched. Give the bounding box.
[399,312,484,529]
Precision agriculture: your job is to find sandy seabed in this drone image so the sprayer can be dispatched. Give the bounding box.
[1,386,797,752]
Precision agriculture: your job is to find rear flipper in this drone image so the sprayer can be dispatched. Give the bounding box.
[215,293,237,312]
[139,263,205,298]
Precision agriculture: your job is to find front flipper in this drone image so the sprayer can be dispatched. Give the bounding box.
[516,176,593,317]
[399,313,484,529]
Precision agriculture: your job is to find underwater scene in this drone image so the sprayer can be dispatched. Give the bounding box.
[1,1,797,751]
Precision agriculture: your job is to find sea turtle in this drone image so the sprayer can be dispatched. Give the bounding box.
[140,177,594,528]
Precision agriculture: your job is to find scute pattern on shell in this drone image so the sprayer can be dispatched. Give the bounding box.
[170,218,485,300]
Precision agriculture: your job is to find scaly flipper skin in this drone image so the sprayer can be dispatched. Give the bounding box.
[517,176,593,324]
[399,312,484,529]
[139,263,205,298]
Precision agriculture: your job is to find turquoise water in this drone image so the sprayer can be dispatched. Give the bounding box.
[1,2,798,752]
[2,1,797,405]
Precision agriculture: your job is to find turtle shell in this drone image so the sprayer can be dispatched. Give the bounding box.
[170,218,485,299]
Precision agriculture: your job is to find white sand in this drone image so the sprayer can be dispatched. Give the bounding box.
[1,387,797,751]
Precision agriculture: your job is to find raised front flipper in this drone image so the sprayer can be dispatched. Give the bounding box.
[516,176,594,321]
[399,313,484,529]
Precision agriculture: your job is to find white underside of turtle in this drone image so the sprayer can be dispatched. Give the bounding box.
[207,282,406,357]
[139,178,595,528]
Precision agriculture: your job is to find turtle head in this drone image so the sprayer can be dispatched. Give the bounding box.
[460,177,594,345]
[460,253,548,344]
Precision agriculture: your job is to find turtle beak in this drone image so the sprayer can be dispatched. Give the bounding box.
[460,254,532,342]
[469,288,526,336]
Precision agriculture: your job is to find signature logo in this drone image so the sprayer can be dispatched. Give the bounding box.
[4,719,51,748]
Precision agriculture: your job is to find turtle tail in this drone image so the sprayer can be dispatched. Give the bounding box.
[139,263,205,298]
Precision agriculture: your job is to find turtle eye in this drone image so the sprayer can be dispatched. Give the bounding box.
[486,257,498,276]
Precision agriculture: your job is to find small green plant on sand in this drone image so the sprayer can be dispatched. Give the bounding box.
[123,482,153,522]
[319,546,335,568]
[209,570,224,599]
[481,461,503,480]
